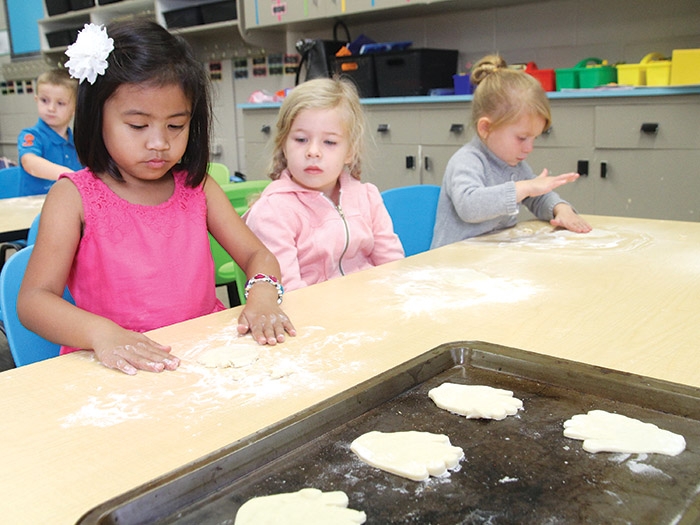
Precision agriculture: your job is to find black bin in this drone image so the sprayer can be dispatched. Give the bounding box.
[69,0,95,10]
[45,0,71,16]
[201,1,238,24]
[333,55,378,98]
[163,7,203,28]
[374,49,458,97]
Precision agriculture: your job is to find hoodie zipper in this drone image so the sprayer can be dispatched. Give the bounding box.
[335,203,349,276]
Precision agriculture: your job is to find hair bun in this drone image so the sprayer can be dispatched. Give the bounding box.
[470,54,508,86]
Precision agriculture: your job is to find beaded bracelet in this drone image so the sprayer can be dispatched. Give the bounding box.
[244,273,284,304]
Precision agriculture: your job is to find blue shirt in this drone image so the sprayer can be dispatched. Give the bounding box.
[17,118,83,196]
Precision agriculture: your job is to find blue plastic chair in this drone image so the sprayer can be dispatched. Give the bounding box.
[0,245,69,367]
[0,166,21,199]
[381,185,441,257]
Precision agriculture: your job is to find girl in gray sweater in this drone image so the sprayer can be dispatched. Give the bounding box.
[432,55,591,248]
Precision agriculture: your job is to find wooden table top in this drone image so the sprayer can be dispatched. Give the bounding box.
[0,195,45,242]
[1,214,698,523]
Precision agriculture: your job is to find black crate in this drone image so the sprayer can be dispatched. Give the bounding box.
[201,1,237,24]
[45,0,71,16]
[163,7,203,28]
[69,0,95,10]
[333,55,378,98]
[46,29,73,48]
[374,48,458,97]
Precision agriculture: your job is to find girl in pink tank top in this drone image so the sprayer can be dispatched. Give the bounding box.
[17,20,295,375]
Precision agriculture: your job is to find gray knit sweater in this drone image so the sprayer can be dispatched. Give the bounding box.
[431,137,568,248]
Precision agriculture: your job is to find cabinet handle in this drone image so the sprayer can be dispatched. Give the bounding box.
[377,123,390,133]
[405,156,415,170]
[261,124,271,134]
[640,123,659,134]
[424,156,432,171]
[449,123,464,134]
[600,161,607,179]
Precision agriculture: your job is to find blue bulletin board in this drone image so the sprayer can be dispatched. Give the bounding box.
[5,0,45,56]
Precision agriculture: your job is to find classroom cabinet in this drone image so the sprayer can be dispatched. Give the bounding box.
[362,104,471,190]
[37,0,239,54]
[243,92,700,221]
[527,95,700,222]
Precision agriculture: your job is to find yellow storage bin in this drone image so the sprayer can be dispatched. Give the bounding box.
[646,61,672,86]
[670,49,700,85]
[617,52,669,86]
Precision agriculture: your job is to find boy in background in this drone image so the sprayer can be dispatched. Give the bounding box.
[17,68,83,196]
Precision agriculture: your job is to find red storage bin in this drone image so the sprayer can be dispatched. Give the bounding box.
[525,62,555,92]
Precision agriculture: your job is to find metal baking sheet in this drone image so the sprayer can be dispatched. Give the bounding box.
[79,342,700,524]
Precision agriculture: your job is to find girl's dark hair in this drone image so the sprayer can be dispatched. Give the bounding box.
[73,19,211,187]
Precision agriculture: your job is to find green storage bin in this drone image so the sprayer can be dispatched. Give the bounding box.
[555,58,617,90]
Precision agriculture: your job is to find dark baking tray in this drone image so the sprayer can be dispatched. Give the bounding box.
[79,342,700,524]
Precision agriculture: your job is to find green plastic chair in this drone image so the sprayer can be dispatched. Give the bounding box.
[210,180,271,306]
[207,162,230,186]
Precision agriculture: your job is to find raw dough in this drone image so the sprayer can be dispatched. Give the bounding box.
[350,430,464,481]
[234,488,366,524]
[563,409,686,456]
[428,383,523,420]
[197,346,260,368]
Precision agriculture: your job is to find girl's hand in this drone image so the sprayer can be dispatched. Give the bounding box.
[518,169,579,201]
[92,329,179,375]
[237,303,296,345]
[551,204,593,233]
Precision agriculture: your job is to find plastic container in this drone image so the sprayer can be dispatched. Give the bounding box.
[555,58,616,90]
[670,49,700,86]
[374,48,458,97]
[452,74,473,95]
[616,52,668,86]
[163,7,203,28]
[524,62,555,91]
[69,0,94,10]
[646,61,672,86]
[333,55,378,98]
[45,0,71,16]
[201,1,238,24]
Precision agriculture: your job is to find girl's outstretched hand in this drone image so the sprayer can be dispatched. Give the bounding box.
[551,203,593,233]
[93,329,179,375]
[237,304,296,346]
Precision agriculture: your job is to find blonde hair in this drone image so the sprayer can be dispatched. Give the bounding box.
[269,77,367,180]
[37,68,78,98]
[470,54,551,135]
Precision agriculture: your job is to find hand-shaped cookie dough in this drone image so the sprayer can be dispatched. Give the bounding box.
[350,430,464,482]
[428,383,523,420]
[563,409,686,456]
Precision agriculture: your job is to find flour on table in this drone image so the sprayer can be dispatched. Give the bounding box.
[197,346,260,368]
[428,383,523,420]
[350,430,464,481]
[234,488,366,525]
[563,410,686,456]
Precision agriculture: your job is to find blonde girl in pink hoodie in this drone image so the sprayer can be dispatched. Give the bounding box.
[245,77,404,291]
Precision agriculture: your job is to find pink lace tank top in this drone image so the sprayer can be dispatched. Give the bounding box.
[60,169,225,353]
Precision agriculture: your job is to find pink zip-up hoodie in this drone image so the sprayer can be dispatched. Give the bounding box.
[245,170,404,291]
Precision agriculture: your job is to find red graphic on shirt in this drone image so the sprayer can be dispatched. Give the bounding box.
[22,133,36,148]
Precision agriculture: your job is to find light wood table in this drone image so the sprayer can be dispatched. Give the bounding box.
[1,215,699,523]
[0,195,45,242]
